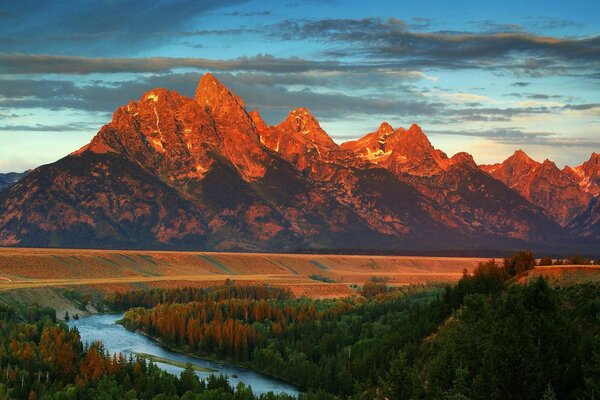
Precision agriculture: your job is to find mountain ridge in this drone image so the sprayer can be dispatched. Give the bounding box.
[0,74,598,254]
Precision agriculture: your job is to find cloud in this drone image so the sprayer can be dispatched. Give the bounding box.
[268,17,600,76]
[524,16,584,31]
[174,28,258,37]
[220,10,271,17]
[3,17,598,80]
[409,17,434,30]
[0,123,92,132]
[1,72,595,130]
[0,53,353,75]
[0,73,438,123]
[429,127,600,147]
[434,91,498,104]
[474,21,524,33]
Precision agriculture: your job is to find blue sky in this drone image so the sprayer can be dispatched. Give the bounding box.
[1,0,599,171]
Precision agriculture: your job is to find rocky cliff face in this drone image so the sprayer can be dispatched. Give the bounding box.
[563,153,600,197]
[0,74,595,252]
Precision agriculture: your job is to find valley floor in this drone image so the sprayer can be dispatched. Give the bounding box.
[0,248,486,297]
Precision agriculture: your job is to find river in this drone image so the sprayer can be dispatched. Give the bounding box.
[69,313,300,397]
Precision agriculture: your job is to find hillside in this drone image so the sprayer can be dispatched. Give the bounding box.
[516,265,600,286]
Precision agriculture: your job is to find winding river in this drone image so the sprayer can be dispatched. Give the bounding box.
[69,314,299,397]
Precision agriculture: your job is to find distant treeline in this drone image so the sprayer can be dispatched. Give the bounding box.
[110,283,292,310]
[539,253,600,265]
[294,247,600,259]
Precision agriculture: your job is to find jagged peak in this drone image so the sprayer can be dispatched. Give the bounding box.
[194,73,246,112]
[377,121,394,134]
[142,88,165,103]
[407,123,424,134]
[280,108,330,139]
[448,152,476,168]
[393,123,433,149]
[577,152,600,177]
[507,149,538,166]
[285,108,320,129]
[275,107,339,152]
[585,152,600,164]
[137,88,183,105]
[513,149,533,159]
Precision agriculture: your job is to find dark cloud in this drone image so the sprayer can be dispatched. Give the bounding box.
[0,78,77,98]
[0,123,92,132]
[0,53,350,75]
[1,72,594,127]
[174,28,258,37]
[526,93,561,100]
[2,17,598,79]
[410,17,434,30]
[512,81,530,87]
[222,80,442,123]
[562,103,600,111]
[221,10,271,17]
[0,73,440,124]
[179,42,205,49]
[503,92,565,100]
[268,17,600,75]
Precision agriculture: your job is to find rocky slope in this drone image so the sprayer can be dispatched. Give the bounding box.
[481,151,593,226]
[0,74,596,253]
[342,124,564,244]
[563,153,600,197]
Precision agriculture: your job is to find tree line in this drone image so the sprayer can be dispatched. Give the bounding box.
[0,302,328,399]
[120,252,600,399]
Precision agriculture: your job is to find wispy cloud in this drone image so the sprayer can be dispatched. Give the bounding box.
[429,127,600,147]
[0,53,351,75]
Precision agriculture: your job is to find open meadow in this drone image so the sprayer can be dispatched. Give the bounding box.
[0,248,488,298]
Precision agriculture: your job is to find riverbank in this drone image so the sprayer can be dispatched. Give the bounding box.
[117,318,304,392]
[0,286,103,320]
[71,314,300,396]
[134,352,216,373]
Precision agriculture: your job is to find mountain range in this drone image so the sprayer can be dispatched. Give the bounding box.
[0,171,28,192]
[0,74,598,254]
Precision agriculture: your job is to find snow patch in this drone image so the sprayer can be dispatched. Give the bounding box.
[195,164,209,173]
[151,105,165,153]
[146,93,159,103]
[363,147,392,161]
